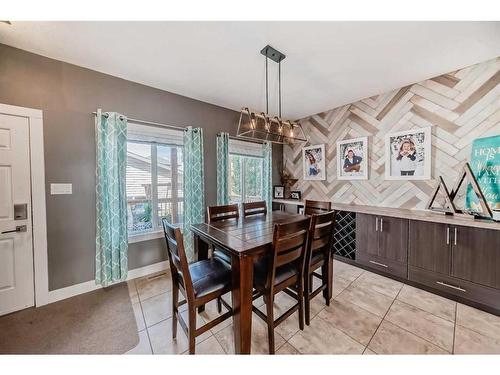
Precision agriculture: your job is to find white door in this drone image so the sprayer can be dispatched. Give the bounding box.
[0,113,34,316]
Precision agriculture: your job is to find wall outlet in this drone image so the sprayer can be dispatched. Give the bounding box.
[50,183,72,195]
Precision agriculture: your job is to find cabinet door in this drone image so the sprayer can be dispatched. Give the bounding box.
[356,213,378,257]
[377,216,408,263]
[409,220,450,275]
[451,225,500,289]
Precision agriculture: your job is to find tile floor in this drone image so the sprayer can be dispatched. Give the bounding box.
[125,260,500,355]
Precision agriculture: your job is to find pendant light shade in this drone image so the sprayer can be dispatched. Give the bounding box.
[236,45,307,145]
[237,108,307,144]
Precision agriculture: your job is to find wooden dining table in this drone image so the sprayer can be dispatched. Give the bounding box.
[190,210,305,354]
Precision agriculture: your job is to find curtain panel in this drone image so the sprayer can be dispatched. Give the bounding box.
[183,127,205,260]
[216,132,230,205]
[263,141,273,211]
[95,109,128,286]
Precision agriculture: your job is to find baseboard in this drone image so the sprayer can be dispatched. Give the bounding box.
[46,261,169,304]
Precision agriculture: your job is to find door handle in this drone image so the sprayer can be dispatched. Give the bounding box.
[436,281,466,292]
[454,228,457,246]
[375,217,378,232]
[1,225,27,234]
[380,218,383,232]
[446,227,450,245]
[369,260,388,268]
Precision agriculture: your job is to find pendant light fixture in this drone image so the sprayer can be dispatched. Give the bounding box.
[237,45,307,145]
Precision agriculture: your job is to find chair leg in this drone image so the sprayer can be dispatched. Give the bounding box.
[217,297,222,313]
[172,281,179,339]
[298,278,305,331]
[188,306,197,354]
[304,272,311,326]
[266,293,275,355]
[323,255,333,306]
[309,273,314,293]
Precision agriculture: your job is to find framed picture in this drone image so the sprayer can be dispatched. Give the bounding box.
[290,191,301,200]
[273,185,285,199]
[385,127,432,180]
[303,144,326,181]
[336,137,368,180]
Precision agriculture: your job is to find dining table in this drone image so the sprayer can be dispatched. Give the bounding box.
[190,210,306,354]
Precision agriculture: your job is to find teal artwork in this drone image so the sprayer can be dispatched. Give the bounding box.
[466,135,500,212]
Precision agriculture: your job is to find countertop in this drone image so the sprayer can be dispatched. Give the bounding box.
[331,203,500,231]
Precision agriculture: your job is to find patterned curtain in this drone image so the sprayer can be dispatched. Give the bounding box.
[183,127,205,260]
[263,141,273,211]
[216,132,229,205]
[95,109,128,286]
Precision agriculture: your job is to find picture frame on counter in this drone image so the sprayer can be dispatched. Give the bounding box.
[303,144,326,181]
[337,136,368,180]
[273,185,285,199]
[290,191,301,200]
[385,127,432,180]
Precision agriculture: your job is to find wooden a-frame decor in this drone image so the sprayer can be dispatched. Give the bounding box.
[426,162,494,220]
[426,176,457,214]
[449,162,494,219]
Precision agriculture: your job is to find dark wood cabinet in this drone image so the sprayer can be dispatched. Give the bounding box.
[356,213,408,278]
[451,225,500,289]
[378,216,408,263]
[409,220,450,275]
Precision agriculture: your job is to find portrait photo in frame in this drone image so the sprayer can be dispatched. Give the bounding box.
[336,137,368,180]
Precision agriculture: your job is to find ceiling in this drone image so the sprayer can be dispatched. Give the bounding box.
[1,21,499,119]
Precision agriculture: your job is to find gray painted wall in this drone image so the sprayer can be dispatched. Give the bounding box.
[0,43,282,290]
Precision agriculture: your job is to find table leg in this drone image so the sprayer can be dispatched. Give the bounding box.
[194,233,209,313]
[231,254,254,354]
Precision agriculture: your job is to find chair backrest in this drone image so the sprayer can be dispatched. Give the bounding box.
[306,211,336,267]
[207,204,240,223]
[304,199,332,215]
[162,219,194,298]
[267,217,311,288]
[242,201,267,217]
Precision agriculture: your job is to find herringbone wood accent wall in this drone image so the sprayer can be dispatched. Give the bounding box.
[284,57,500,209]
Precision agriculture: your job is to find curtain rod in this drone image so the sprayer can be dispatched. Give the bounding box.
[93,111,186,131]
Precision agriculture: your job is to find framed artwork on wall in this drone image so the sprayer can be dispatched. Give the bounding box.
[336,137,368,180]
[303,144,326,181]
[273,185,285,199]
[385,127,432,180]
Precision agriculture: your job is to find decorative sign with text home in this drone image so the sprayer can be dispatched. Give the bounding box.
[466,135,500,212]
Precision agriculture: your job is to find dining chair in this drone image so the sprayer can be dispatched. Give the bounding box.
[304,210,337,325]
[251,217,311,354]
[207,203,240,266]
[162,219,233,354]
[242,200,267,217]
[304,199,332,215]
[207,203,240,222]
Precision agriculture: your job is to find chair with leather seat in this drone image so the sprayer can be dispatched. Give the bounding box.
[251,217,311,354]
[162,219,233,354]
[242,200,267,217]
[207,204,240,266]
[304,199,332,215]
[303,210,336,325]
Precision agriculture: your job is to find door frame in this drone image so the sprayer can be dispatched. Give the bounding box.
[0,103,49,308]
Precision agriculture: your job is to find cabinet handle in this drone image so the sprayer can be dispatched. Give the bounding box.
[436,281,466,293]
[454,228,457,246]
[369,260,388,268]
[446,227,450,245]
[375,217,378,232]
[380,218,383,232]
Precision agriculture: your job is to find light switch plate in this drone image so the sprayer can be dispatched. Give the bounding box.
[50,183,72,195]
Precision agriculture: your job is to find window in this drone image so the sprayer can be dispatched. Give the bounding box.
[126,123,183,239]
[228,139,264,204]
